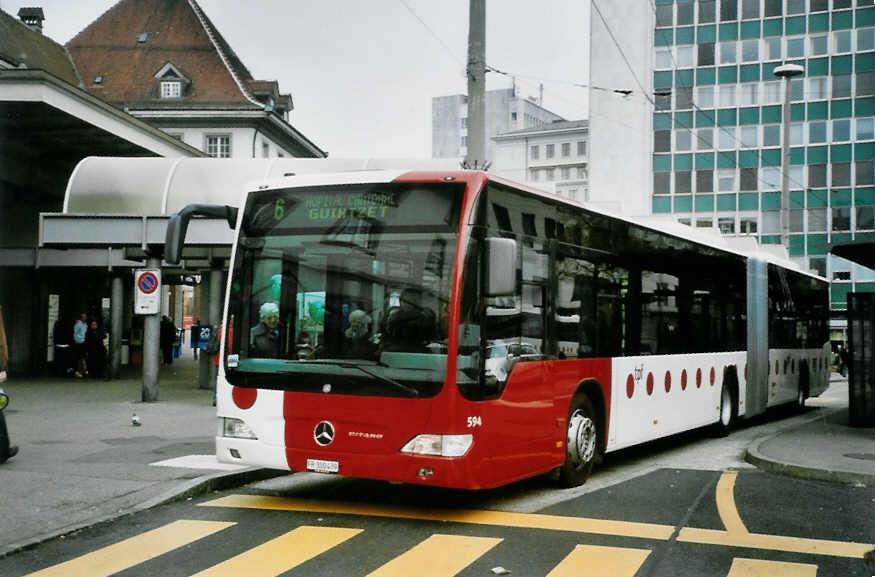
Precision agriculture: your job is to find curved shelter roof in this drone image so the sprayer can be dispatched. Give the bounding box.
[64,157,461,215]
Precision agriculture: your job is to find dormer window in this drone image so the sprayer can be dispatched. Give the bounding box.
[154,62,190,100]
[161,80,182,99]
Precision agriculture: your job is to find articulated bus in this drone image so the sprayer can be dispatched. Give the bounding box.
[166,170,830,489]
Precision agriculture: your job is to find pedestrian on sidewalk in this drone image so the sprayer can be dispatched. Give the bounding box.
[73,312,88,377]
[160,315,176,365]
[85,319,107,379]
[190,317,201,360]
[52,313,73,376]
[0,305,19,464]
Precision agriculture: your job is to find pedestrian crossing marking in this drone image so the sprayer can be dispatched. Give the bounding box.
[202,494,873,559]
[716,471,748,534]
[189,526,362,577]
[678,527,872,559]
[546,544,651,577]
[200,494,675,540]
[22,520,234,577]
[726,557,817,577]
[364,534,501,577]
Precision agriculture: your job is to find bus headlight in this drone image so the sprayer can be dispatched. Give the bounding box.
[222,417,257,440]
[400,434,472,457]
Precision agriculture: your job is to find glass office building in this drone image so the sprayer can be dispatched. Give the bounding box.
[650,0,875,314]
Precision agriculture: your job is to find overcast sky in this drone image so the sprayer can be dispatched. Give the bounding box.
[2,0,589,158]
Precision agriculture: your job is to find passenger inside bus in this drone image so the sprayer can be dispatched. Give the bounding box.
[343,309,377,359]
[383,288,436,352]
[250,302,281,357]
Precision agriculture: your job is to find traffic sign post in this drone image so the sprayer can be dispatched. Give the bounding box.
[134,269,161,315]
[136,263,162,402]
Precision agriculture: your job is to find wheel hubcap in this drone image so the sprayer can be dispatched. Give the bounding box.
[567,409,596,469]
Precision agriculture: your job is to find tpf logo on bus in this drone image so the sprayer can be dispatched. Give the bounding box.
[633,364,645,383]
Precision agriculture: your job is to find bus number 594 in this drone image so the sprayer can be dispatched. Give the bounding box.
[467,416,482,428]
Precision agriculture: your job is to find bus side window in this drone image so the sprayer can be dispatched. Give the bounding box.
[640,271,681,354]
[595,263,627,357]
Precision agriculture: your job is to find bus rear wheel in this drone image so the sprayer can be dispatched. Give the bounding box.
[713,378,737,437]
[559,395,600,487]
[796,362,809,411]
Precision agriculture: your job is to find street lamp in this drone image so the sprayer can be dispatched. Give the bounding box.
[774,63,804,251]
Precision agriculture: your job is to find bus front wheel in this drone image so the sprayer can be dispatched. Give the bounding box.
[559,395,599,487]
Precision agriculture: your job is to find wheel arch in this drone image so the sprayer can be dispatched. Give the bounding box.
[572,378,608,455]
[723,364,740,421]
[798,359,810,395]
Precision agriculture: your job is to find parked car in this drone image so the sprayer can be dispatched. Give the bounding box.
[485,342,541,382]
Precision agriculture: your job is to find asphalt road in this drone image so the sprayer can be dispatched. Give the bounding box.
[2,386,872,577]
[3,465,872,577]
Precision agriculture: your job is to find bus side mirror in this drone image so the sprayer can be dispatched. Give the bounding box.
[486,238,517,296]
[165,204,239,265]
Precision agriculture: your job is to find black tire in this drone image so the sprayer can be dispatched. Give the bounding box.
[796,363,809,411]
[713,378,736,437]
[559,394,600,488]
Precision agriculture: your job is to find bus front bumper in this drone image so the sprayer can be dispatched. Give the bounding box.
[216,436,485,489]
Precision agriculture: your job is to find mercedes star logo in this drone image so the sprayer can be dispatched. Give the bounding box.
[314,421,335,446]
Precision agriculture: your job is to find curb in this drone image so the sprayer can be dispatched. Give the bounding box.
[0,466,286,560]
[745,434,875,488]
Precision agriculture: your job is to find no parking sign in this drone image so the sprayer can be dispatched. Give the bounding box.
[134,269,161,314]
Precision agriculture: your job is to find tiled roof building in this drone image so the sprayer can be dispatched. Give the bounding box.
[0,8,80,86]
[66,0,324,157]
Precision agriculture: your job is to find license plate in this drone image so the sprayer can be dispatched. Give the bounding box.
[306,458,339,474]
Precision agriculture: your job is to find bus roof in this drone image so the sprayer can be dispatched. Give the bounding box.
[252,168,824,281]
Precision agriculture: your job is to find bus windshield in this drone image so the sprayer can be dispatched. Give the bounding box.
[225,181,464,398]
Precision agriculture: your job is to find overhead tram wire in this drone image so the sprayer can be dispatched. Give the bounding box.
[485,65,639,100]
[591,0,655,107]
[397,0,465,67]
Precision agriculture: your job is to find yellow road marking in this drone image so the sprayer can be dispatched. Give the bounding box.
[200,494,675,540]
[727,557,817,577]
[201,494,874,560]
[546,544,651,577]
[679,527,872,559]
[190,526,361,577]
[716,471,748,534]
[23,520,234,577]
[364,534,501,577]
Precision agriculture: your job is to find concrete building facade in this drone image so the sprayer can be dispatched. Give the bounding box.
[492,120,590,202]
[432,87,564,161]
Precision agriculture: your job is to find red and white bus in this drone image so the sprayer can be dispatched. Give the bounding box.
[166,170,830,489]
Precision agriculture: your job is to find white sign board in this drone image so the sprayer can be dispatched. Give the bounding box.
[134,269,161,315]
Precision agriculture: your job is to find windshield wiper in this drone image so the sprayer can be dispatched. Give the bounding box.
[301,360,420,397]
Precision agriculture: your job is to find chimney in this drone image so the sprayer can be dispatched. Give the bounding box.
[17,7,45,34]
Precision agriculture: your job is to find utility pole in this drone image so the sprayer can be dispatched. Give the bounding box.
[465,0,487,170]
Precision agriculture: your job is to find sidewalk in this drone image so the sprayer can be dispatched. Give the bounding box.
[0,356,275,558]
[745,375,875,487]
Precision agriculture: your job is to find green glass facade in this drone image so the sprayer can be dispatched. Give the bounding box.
[652,0,875,311]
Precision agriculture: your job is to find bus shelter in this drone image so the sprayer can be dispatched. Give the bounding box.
[829,240,875,427]
[42,157,459,398]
